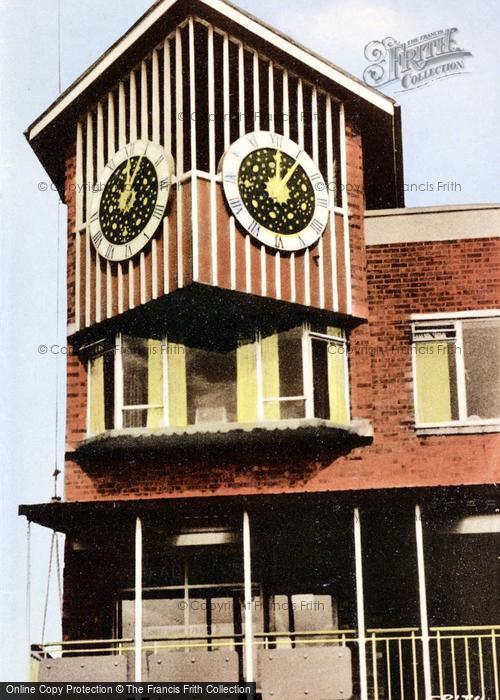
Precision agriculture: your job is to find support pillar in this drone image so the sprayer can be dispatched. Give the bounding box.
[135,516,143,683]
[415,504,432,699]
[354,507,368,700]
[243,510,254,683]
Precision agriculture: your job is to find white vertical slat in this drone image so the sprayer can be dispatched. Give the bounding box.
[75,122,84,227]
[253,51,260,131]
[85,112,93,327]
[106,93,115,318]
[152,49,160,299]
[238,43,251,292]
[152,50,160,143]
[238,43,245,137]
[118,81,126,147]
[129,70,138,307]
[189,17,199,282]
[95,102,104,323]
[253,51,266,296]
[415,505,433,700]
[354,508,368,700]
[283,70,294,300]
[175,28,184,287]
[208,25,218,286]
[75,122,83,330]
[268,62,275,133]
[163,39,171,297]
[163,217,169,294]
[312,87,325,308]
[163,39,171,153]
[243,511,254,684]
[117,81,126,314]
[339,103,352,314]
[129,70,138,142]
[134,517,143,683]
[230,216,236,290]
[326,96,339,312]
[140,254,146,304]
[141,60,148,140]
[222,35,230,151]
[139,60,148,299]
[297,81,310,306]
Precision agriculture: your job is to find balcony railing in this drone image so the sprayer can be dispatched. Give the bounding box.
[31,625,499,699]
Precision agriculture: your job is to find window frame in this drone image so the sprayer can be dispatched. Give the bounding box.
[256,323,350,423]
[411,311,500,429]
[86,323,351,436]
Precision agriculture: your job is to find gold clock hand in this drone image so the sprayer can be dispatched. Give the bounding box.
[274,149,282,181]
[280,158,300,188]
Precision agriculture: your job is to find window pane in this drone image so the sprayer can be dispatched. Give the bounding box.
[122,336,148,406]
[312,339,329,419]
[415,340,459,423]
[186,348,237,425]
[278,327,303,397]
[463,320,500,419]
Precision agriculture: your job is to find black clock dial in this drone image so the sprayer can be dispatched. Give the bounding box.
[99,156,158,245]
[238,147,315,235]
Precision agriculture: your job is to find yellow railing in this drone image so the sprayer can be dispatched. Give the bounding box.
[31,625,500,700]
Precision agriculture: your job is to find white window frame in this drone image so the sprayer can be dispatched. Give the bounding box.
[411,311,500,429]
[114,333,169,431]
[256,323,350,423]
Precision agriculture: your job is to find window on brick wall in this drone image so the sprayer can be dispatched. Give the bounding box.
[412,315,500,427]
[86,324,350,436]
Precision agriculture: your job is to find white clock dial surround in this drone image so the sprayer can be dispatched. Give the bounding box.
[221,131,329,252]
[89,139,174,262]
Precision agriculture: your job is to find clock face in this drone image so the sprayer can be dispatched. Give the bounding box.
[221,131,329,251]
[89,140,174,261]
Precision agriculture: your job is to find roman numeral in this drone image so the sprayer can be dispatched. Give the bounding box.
[310,172,322,181]
[275,235,284,249]
[246,133,258,148]
[106,159,116,171]
[224,172,237,184]
[270,133,283,149]
[152,204,164,220]
[228,197,243,215]
[125,245,133,258]
[317,197,328,208]
[298,235,306,247]
[90,211,99,223]
[124,144,134,157]
[160,178,169,190]
[105,244,114,259]
[155,155,165,167]
[92,230,103,248]
[248,220,260,237]
[310,218,323,235]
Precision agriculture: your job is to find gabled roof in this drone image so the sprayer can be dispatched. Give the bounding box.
[26,0,398,200]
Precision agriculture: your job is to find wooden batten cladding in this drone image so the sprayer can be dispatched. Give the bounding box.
[70,16,359,333]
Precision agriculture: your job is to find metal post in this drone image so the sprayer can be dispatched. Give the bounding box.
[415,504,432,699]
[135,516,143,683]
[354,508,368,700]
[243,510,254,682]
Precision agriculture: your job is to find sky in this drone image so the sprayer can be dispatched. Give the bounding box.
[1,0,499,682]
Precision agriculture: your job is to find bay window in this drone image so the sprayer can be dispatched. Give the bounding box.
[86,323,350,437]
[412,314,500,427]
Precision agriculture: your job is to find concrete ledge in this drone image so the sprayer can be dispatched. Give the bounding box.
[365,203,500,245]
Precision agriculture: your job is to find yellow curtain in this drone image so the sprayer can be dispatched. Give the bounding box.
[327,327,349,425]
[168,342,187,427]
[261,333,280,420]
[416,341,452,422]
[147,339,163,428]
[89,355,105,435]
[237,340,258,422]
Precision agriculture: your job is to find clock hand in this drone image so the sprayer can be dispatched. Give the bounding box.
[274,149,282,181]
[129,146,148,189]
[280,158,300,189]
